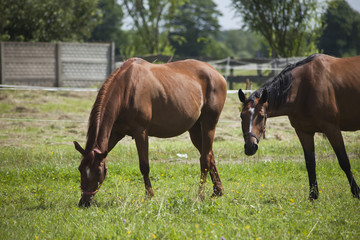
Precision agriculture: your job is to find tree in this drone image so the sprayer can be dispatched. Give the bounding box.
[232,0,321,58]
[90,0,123,43]
[217,30,267,58]
[0,0,101,42]
[169,0,222,57]
[317,0,360,57]
[89,0,125,55]
[122,0,185,55]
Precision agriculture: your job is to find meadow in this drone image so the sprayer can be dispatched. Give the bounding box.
[0,89,359,239]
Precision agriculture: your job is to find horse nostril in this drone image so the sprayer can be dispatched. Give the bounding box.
[244,142,258,156]
[79,197,91,208]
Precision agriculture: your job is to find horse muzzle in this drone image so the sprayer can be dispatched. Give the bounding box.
[79,196,93,207]
[244,142,258,156]
[78,191,96,207]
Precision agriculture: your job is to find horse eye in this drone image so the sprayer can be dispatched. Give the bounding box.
[257,114,265,122]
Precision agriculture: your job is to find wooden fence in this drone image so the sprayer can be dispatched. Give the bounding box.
[0,42,115,87]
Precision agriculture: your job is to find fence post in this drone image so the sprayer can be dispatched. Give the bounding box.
[224,56,230,81]
[0,42,4,85]
[110,42,115,73]
[229,68,234,90]
[55,42,62,87]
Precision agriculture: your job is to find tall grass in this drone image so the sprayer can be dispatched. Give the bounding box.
[1,90,359,239]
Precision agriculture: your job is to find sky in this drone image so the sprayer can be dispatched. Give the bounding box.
[214,0,360,30]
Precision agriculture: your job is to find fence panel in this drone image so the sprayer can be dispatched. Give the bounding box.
[1,42,56,86]
[61,43,113,87]
[0,42,114,87]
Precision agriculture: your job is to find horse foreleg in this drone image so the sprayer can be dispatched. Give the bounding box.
[188,121,207,199]
[107,132,125,152]
[135,130,154,198]
[295,129,319,200]
[325,129,360,199]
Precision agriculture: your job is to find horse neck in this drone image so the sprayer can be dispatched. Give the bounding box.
[96,112,117,151]
[86,88,120,153]
[267,101,293,118]
[86,111,117,153]
[265,85,296,118]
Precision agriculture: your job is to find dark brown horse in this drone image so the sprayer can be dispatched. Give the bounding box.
[74,58,227,207]
[238,54,360,200]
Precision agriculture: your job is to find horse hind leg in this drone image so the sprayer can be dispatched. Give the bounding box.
[134,130,154,198]
[189,118,224,200]
[325,129,360,199]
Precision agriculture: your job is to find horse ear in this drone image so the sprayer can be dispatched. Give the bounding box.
[259,89,268,104]
[74,141,85,156]
[238,89,246,103]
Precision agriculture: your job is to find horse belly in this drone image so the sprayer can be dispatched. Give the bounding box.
[336,93,360,131]
[339,111,360,131]
[148,103,201,138]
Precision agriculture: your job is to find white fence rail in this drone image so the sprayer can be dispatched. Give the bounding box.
[0,84,254,95]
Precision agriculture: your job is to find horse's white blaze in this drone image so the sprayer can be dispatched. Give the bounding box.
[249,108,255,133]
[86,167,91,179]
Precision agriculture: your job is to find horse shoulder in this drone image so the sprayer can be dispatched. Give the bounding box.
[289,56,336,125]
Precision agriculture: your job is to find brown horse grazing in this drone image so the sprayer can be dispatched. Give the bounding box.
[238,54,360,200]
[74,58,227,207]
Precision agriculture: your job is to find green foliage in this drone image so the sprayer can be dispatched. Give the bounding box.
[232,0,321,57]
[169,0,222,57]
[216,29,268,58]
[317,0,360,57]
[201,37,232,59]
[122,0,186,55]
[89,0,125,55]
[0,0,102,42]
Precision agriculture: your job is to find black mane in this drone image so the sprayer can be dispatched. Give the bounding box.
[247,54,319,110]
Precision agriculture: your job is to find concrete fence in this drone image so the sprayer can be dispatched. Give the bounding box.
[0,42,115,87]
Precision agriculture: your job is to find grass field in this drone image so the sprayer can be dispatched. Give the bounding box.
[1,89,359,239]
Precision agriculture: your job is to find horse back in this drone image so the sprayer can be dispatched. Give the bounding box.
[292,54,360,131]
[115,58,227,137]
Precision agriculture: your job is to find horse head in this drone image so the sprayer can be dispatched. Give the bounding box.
[238,89,268,156]
[74,141,108,207]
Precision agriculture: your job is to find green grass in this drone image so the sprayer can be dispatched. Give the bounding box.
[1,90,360,239]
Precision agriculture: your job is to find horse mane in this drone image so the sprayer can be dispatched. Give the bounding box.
[248,54,319,110]
[85,58,138,152]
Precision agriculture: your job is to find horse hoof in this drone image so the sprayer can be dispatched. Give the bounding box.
[352,192,360,199]
[308,193,319,201]
[145,189,154,199]
[351,186,360,199]
[198,193,205,201]
[211,188,224,198]
[210,193,221,199]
